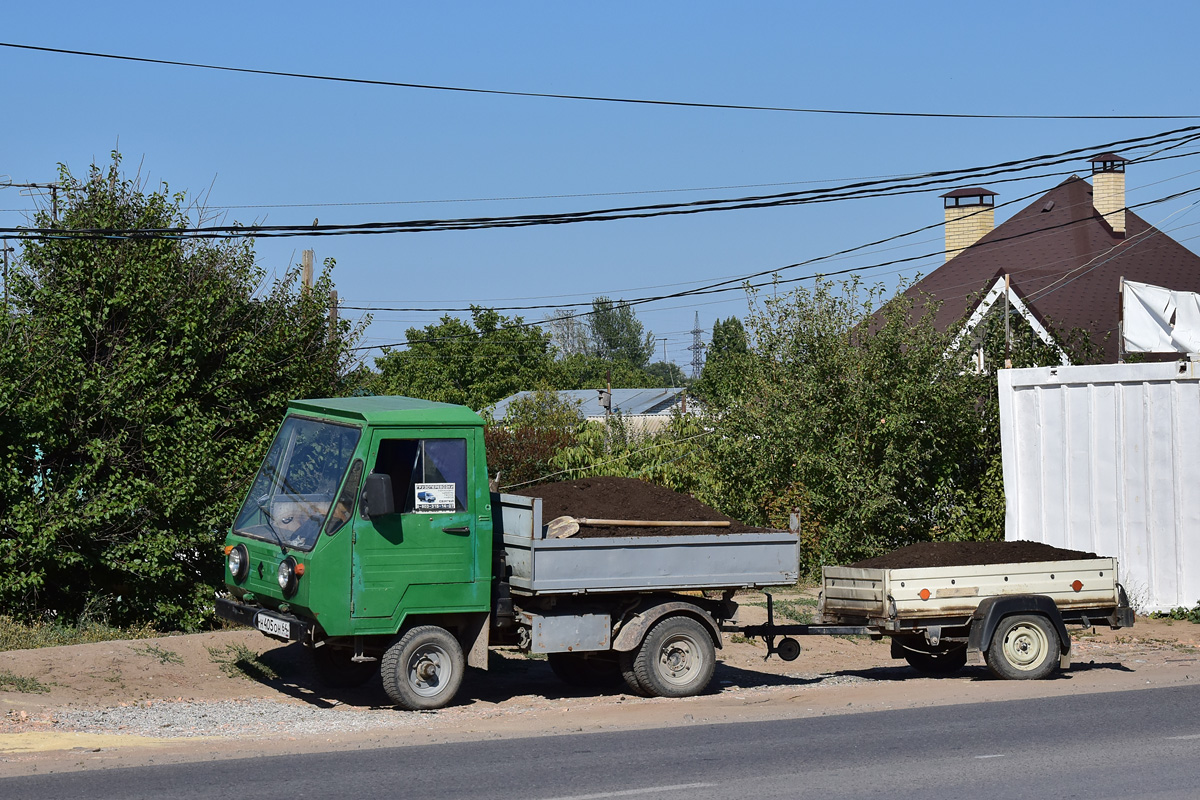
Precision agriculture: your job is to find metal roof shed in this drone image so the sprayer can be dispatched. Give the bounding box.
[998,361,1200,611]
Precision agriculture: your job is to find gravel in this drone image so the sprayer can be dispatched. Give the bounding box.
[52,699,434,739]
[49,673,881,739]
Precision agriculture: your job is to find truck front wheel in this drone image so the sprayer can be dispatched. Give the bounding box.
[631,616,716,698]
[381,625,465,710]
[984,614,1059,680]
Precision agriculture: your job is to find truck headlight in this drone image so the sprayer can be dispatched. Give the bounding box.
[277,556,299,596]
[227,544,249,583]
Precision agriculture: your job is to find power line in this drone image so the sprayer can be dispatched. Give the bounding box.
[4,41,1198,121]
[353,183,1200,351]
[8,127,1199,241]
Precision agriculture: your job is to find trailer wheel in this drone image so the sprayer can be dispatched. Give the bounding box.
[632,616,716,698]
[312,645,378,688]
[548,652,623,689]
[381,625,464,710]
[985,614,1059,680]
[901,644,967,677]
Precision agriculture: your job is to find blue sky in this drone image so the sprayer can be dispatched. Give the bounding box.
[3,2,1199,370]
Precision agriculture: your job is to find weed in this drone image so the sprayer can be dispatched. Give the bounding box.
[206,643,279,682]
[0,669,50,694]
[132,643,184,665]
[728,633,761,646]
[1150,603,1200,624]
[745,598,816,624]
[0,614,158,652]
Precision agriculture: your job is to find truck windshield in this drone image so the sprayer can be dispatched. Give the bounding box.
[233,416,362,551]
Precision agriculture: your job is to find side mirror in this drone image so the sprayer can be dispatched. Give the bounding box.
[362,473,396,518]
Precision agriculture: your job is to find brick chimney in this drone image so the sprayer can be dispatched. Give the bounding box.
[1091,152,1128,236]
[941,187,997,261]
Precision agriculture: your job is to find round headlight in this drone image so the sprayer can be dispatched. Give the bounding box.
[277,556,299,596]
[227,544,249,583]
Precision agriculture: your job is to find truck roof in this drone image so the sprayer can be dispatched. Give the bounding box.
[287,396,485,427]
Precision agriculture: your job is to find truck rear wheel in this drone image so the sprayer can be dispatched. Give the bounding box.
[985,614,1059,680]
[617,650,649,696]
[381,625,465,710]
[631,616,716,698]
[548,652,623,689]
[312,645,378,688]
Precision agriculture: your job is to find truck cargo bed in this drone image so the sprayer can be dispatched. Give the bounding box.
[497,493,799,595]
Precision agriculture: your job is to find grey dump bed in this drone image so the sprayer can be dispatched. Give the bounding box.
[497,493,799,595]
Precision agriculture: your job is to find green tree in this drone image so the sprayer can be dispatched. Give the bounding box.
[694,316,751,406]
[645,360,688,386]
[374,307,555,410]
[549,352,661,391]
[0,155,360,629]
[483,389,584,490]
[588,297,655,368]
[707,278,995,573]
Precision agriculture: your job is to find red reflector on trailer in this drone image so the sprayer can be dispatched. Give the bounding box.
[919,588,931,601]
[1071,580,1083,592]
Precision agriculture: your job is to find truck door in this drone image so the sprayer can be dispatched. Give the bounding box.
[350,430,476,619]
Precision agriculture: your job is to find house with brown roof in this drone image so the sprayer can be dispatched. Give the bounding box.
[905,153,1200,363]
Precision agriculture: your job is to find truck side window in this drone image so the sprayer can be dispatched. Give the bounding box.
[371,438,468,514]
[324,459,363,536]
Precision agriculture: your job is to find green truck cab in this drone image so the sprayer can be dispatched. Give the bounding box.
[217,396,495,709]
[218,396,801,710]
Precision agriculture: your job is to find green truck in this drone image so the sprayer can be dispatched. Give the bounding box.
[216,396,799,710]
[217,396,1134,710]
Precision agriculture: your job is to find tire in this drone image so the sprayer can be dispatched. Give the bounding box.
[617,649,650,696]
[901,644,968,677]
[984,614,1060,681]
[631,616,716,698]
[312,645,378,688]
[381,625,465,710]
[547,652,623,689]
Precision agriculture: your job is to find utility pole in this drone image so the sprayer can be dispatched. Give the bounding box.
[1,238,11,307]
[301,249,314,291]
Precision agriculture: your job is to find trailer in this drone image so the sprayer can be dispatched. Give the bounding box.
[737,558,1132,680]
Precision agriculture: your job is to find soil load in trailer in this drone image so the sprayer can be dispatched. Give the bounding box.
[849,540,1101,569]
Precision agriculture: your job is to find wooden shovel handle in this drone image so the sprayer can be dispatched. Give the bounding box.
[575,518,731,527]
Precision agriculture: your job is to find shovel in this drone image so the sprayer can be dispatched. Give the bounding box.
[545,516,731,539]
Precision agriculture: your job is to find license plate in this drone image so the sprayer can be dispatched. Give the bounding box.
[256,612,291,639]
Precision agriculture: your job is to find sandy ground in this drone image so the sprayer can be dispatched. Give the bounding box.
[3,595,1199,776]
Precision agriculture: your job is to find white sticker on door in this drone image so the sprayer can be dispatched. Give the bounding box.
[415,482,456,512]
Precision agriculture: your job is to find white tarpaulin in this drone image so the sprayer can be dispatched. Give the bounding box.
[1122,279,1200,353]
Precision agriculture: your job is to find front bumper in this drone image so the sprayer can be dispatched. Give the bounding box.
[215,597,316,643]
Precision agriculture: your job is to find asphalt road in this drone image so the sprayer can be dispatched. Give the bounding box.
[6,684,1200,799]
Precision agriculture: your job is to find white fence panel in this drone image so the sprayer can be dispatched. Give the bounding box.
[999,361,1200,612]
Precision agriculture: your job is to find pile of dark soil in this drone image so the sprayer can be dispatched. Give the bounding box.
[519,476,769,538]
[849,540,1101,569]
